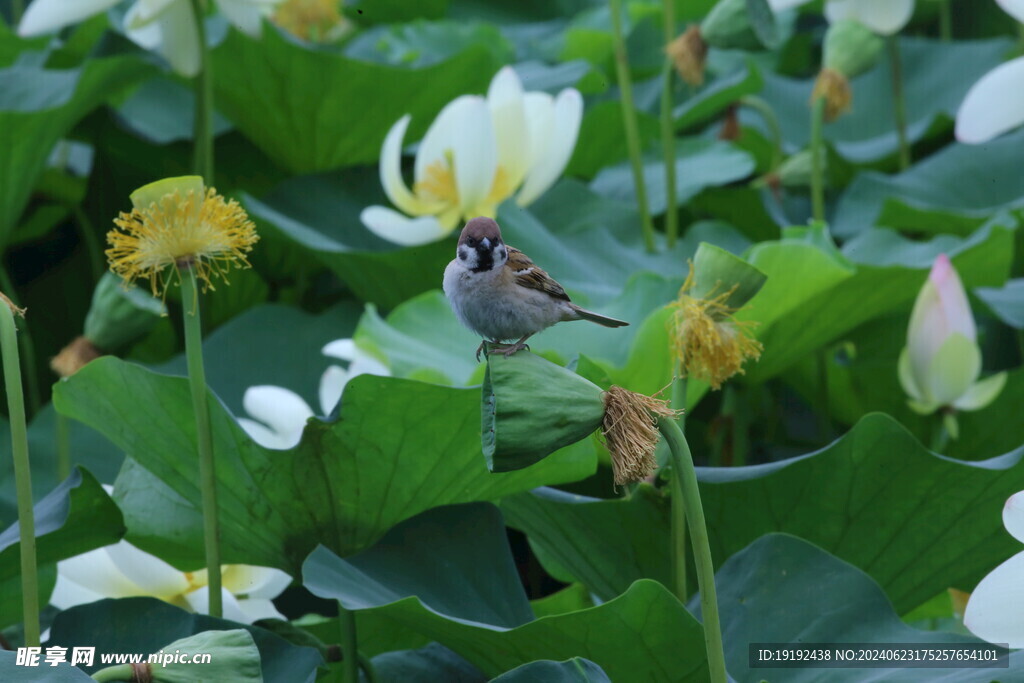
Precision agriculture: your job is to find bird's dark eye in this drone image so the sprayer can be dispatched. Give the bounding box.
[465,236,477,248]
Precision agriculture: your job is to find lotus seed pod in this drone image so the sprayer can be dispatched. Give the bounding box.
[822,19,884,79]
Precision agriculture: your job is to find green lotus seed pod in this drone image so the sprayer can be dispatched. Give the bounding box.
[83,272,165,351]
[776,148,827,188]
[148,629,262,683]
[823,19,884,78]
[482,352,605,472]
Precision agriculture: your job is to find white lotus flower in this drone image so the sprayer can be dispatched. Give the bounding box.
[19,0,281,77]
[768,0,914,35]
[237,339,390,449]
[898,254,1006,416]
[360,66,583,246]
[51,539,291,624]
[964,491,1024,648]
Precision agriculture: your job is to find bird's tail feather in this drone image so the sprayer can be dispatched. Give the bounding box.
[570,305,629,328]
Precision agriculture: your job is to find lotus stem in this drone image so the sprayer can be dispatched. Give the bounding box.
[740,95,784,171]
[661,0,679,248]
[810,96,826,222]
[340,605,360,683]
[887,37,911,171]
[190,0,215,181]
[670,372,688,602]
[0,267,41,415]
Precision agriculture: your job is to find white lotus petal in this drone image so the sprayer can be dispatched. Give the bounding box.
[955,57,1024,144]
[997,0,1024,23]
[414,96,476,182]
[238,417,298,450]
[52,547,139,607]
[516,88,582,206]
[964,551,1024,648]
[153,1,201,77]
[518,92,555,184]
[449,98,497,214]
[184,586,252,623]
[322,339,358,361]
[135,0,180,23]
[487,66,530,189]
[123,1,162,49]
[223,565,292,599]
[379,115,442,216]
[952,372,1007,412]
[825,0,914,35]
[49,574,108,609]
[235,597,286,622]
[318,365,348,415]
[360,206,449,246]
[768,0,813,10]
[103,541,191,598]
[349,353,390,378]
[218,0,267,36]
[1005,491,1024,544]
[243,385,314,440]
[18,0,120,36]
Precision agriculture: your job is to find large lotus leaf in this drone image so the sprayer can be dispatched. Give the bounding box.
[0,468,123,592]
[0,55,152,247]
[52,358,594,573]
[976,279,1024,329]
[739,217,1014,381]
[502,413,1024,614]
[589,138,756,216]
[209,26,503,173]
[0,650,91,681]
[302,503,710,682]
[831,126,1024,239]
[0,468,122,629]
[710,534,1021,681]
[745,37,1011,164]
[674,61,763,132]
[45,598,322,682]
[371,643,485,683]
[492,658,611,682]
[344,20,513,68]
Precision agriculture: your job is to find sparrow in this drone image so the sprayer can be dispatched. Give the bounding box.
[442,216,628,360]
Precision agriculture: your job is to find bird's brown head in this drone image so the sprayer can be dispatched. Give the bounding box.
[456,217,507,273]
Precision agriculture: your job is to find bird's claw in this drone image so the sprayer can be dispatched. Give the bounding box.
[477,340,530,360]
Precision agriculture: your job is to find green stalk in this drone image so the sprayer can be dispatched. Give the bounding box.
[189,0,215,181]
[0,267,41,415]
[740,95,784,171]
[73,206,104,284]
[659,416,726,683]
[887,37,911,171]
[938,0,952,42]
[90,664,133,682]
[669,372,688,602]
[930,416,950,453]
[809,96,826,222]
[660,0,679,248]
[0,300,39,647]
[56,412,71,481]
[609,0,656,252]
[180,266,222,618]
[340,605,359,683]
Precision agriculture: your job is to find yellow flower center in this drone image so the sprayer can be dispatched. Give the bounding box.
[106,188,259,297]
[668,266,763,390]
[413,155,513,217]
[272,0,347,42]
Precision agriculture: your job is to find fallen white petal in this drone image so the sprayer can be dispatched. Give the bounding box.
[964,551,1024,648]
[997,0,1024,23]
[18,0,120,36]
[1005,491,1024,544]
[238,417,299,450]
[360,206,449,246]
[956,56,1024,144]
[516,88,582,206]
[825,0,914,35]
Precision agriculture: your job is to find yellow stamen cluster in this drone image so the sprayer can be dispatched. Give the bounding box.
[272,0,347,42]
[107,188,258,297]
[666,26,708,87]
[669,267,763,390]
[811,67,852,122]
[413,160,512,216]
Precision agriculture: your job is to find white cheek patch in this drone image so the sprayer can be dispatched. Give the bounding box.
[458,245,478,269]
[495,246,508,264]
